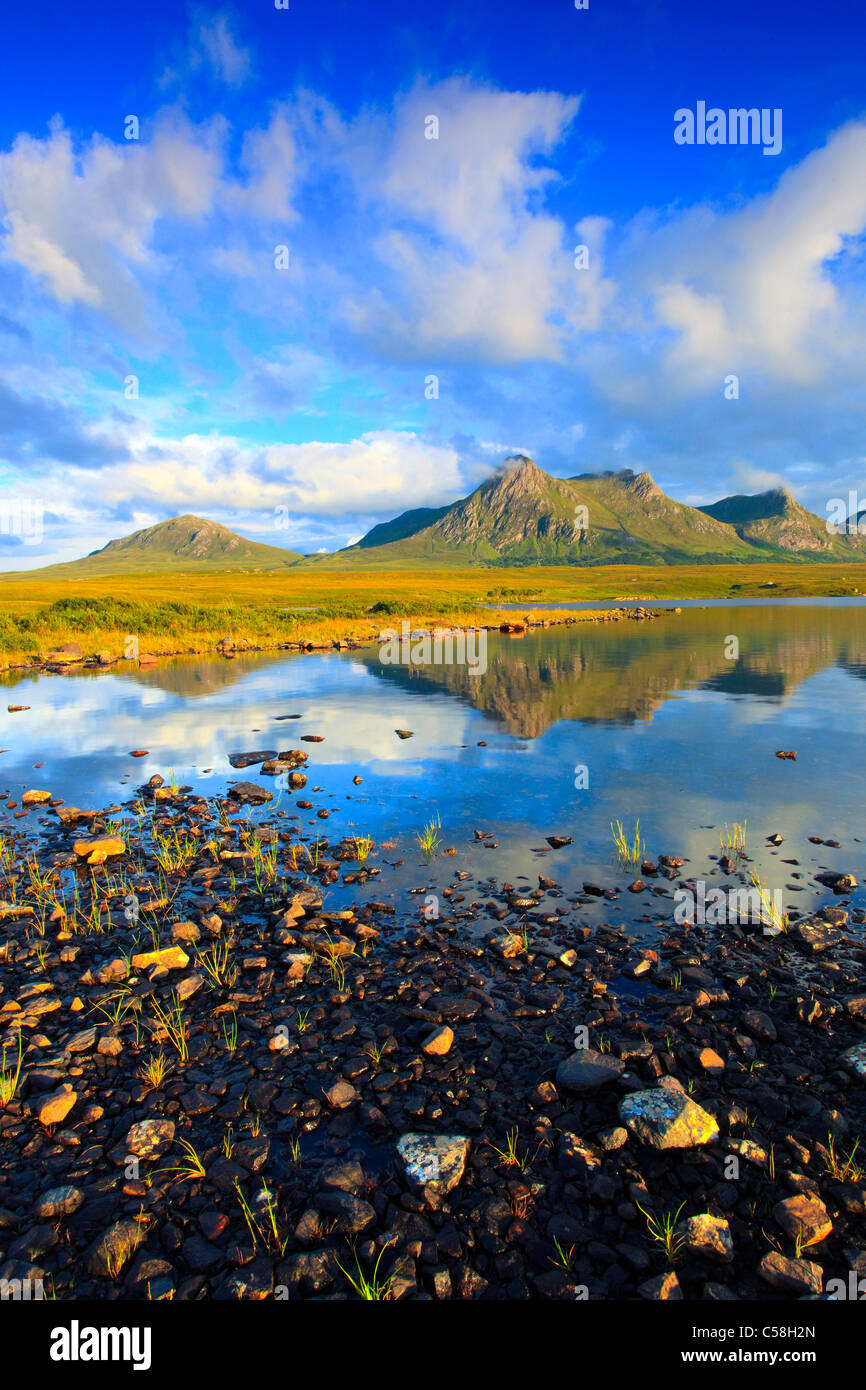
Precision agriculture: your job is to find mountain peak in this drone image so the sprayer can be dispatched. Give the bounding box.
[627,471,663,501]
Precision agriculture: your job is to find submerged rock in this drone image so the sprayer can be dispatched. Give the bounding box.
[227,781,272,804]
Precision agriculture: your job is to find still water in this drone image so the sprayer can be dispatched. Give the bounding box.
[2,601,865,936]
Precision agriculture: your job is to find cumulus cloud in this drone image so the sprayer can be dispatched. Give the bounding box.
[2,77,866,561]
[612,120,866,391]
[340,79,582,362]
[0,113,226,332]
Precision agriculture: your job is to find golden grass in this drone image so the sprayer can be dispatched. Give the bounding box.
[1,561,863,669]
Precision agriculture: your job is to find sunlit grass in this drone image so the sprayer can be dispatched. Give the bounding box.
[610,817,644,870]
[636,1200,687,1264]
[0,1032,23,1108]
[749,869,788,933]
[417,816,442,861]
[720,819,747,858]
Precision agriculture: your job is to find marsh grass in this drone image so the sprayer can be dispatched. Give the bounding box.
[161,1138,207,1183]
[720,819,747,858]
[636,1200,687,1264]
[336,1243,394,1301]
[139,1053,168,1091]
[610,818,644,871]
[417,816,443,861]
[0,1031,23,1107]
[150,991,189,1061]
[824,1134,863,1184]
[749,869,788,933]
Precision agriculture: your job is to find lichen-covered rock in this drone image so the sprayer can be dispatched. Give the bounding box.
[396,1133,470,1199]
[842,1042,866,1078]
[619,1087,719,1149]
[125,1119,175,1160]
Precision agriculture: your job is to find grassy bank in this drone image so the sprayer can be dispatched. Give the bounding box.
[0,562,863,666]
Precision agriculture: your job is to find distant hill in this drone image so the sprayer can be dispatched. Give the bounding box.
[326,456,864,567]
[699,488,862,556]
[6,464,865,578]
[15,515,303,577]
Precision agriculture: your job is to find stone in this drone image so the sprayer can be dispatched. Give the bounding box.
[773,1194,833,1248]
[22,790,51,806]
[73,836,125,861]
[323,1079,357,1109]
[125,1118,176,1160]
[38,1089,77,1126]
[171,920,201,944]
[228,781,272,804]
[741,1009,776,1042]
[638,1271,682,1299]
[795,917,843,953]
[758,1252,822,1296]
[422,1025,454,1056]
[64,1027,97,1053]
[131,946,189,971]
[396,1133,470,1199]
[698,1047,725,1073]
[619,1087,719,1149]
[175,972,203,1001]
[34,1186,84,1220]
[228,751,277,769]
[556,1049,625,1093]
[681,1213,734,1263]
[87,1219,144,1277]
[597,1126,628,1151]
[841,1042,866,1078]
[317,1159,364,1196]
[316,1191,375,1235]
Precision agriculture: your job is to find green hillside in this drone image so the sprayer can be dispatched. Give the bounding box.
[18,515,303,578]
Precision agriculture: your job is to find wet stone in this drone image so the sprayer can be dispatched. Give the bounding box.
[556,1049,625,1093]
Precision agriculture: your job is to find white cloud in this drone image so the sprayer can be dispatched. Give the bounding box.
[340,79,584,362]
[47,427,466,524]
[627,120,866,389]
[0,113,226,331]
[195,14,252,88]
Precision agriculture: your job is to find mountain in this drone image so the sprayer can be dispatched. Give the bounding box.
[331,456,844,567]
[698,488,863,556]
[355,504,451,549]
[8,463,865,578]
[20,515,303,577]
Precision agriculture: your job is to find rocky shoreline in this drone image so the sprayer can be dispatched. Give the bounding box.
[0,748,864,1302]
[1,604,666,675]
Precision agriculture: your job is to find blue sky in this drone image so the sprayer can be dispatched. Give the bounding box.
[1,0,865,564]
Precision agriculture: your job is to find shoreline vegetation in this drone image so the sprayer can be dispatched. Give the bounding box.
[1,561,865,672]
